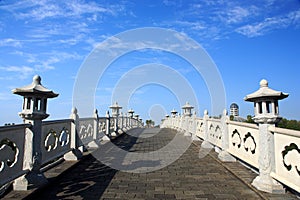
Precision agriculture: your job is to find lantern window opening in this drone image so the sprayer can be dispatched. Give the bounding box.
[23,97,26,110]
[275,101,279,115]
[26,97,32,110]
[258,102,263,114]
[34,97,41,111]
[43,99,47,111]
[266,101,271,114]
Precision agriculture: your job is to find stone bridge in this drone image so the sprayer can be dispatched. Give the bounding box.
[0,76,299,199]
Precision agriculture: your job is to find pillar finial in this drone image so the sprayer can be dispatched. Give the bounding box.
[260,79,268,88]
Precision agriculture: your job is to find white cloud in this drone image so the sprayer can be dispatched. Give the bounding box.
[236,9,300,37]
[221,6,257,24]
[0,0,121,21]
[174,20,206,30]
[0,38,22,47]
[0,66,34,79]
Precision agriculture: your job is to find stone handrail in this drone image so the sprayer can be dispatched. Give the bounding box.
[269,126,300,193]
[0,108,142,192]
[0,124,31,186]
[161,111,300,194]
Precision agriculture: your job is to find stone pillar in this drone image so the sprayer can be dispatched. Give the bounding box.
[88,109,99,148]
[251,123,284,193]
[111,116,118,137]
[201,110,213,149]
[64,107,83,161]
[244,79,288,193]
[118,112,124,134]
[105,111,111,137]
[101,111,111,141]
[191,111,200,141]
[12,75,58,190]
[218,109,236,162]
[13,128,34,190]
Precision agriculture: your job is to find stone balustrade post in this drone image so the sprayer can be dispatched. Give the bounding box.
[179,114,183,132]
[201,110,214,149]
[191,111,200,141]
[118,112,124,134]
[88,109,99,148]
[125,114,128,129]
[64,107,82,161]
[218,109,236,162]
[13,127,34,190]
[114,116,118,132]
[105,111,111,137]
[251,123,284,193]
[184,115,191,137]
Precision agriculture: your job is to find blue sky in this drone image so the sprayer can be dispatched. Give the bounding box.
[0,0,300,125]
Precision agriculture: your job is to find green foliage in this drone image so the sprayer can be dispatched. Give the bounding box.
[278,118,300,131]
[145,119,155,127]
[246,115,255,124]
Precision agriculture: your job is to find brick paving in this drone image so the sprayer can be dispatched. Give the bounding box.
[2,128,298,200]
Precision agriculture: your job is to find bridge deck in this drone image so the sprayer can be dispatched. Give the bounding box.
[3,128,297,199]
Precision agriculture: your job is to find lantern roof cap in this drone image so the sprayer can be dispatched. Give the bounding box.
[171,108,178,113]
[128,108,134,113]
[244,79,288,102]
[109,101,122,109]
[182,102,194,109]
[12,75,58,98]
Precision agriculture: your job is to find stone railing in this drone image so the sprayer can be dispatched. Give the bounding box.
[0,108,142,193]
[0,124,31,187]
[269,126,300,193]
[161,110,300,194]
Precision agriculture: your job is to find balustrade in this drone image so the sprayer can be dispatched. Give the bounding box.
[0,75,143,193]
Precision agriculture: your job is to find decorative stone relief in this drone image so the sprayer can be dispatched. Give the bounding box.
[215,125,221,139]
[44,130,58,151]
[232,129,242,148]
[244,132,256,154]
[282,143,300,176]
[0,138,19,172]
[79,124,93,139]
[99,121,106,132]
[59,128,69,147]
[232,129,257,155]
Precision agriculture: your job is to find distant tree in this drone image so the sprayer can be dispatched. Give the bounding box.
[146,119,155,128]
[246,115,255,124]
[243,115,300,131]
[278,118,300,131]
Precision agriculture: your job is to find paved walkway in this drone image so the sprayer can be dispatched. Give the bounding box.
[3,128,298,199]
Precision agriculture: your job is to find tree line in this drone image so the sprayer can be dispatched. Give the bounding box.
[245,115,300,131]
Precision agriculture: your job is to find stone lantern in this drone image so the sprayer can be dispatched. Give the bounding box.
[13,75,58,122]
[182,102,194,117]
[109,102,122,117]
[170,109,178,118]
[128,108,134,118]
[244,79,288,193]
[12,75,58,189]
[134,114,139,120]
[244,79,288,124]
[127,109,134,127]
[109,102,122,135]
